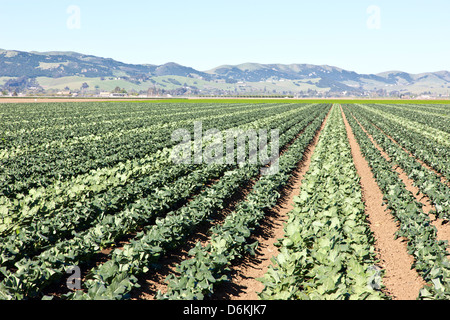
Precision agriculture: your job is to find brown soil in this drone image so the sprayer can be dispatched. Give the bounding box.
[340,105,427,300]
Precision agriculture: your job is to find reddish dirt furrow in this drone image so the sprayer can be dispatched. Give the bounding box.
[340,105,426,300]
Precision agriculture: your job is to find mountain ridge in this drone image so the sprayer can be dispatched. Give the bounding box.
[1,48,449,97]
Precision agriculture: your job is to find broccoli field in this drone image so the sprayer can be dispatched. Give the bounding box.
[0,100,449,300]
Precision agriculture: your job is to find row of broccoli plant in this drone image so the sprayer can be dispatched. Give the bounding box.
[257,104,386,300]
[0,103,301,236]
[347,104,450,220]
[0,102,296,201]
[0,104,312,267]
[362,103,450,147]
[154,107,330,300]
[0,162,229,300]
[0,162,207,267]
[62,105,330,300]
[342,105,450,300]
[354,103,450,180]
[0,156,237,298]
[0,104,328,300]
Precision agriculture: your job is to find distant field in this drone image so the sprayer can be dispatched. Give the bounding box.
[1,97,450,105]
[138,98,450,104]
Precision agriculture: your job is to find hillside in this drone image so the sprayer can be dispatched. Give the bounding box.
[1,49,449,97]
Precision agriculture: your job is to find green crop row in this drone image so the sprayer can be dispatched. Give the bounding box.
[353,104,450,181]
[346,105,450,221]
[63,105,330,300]
[367,103,449,135]
[0,104,315,265]
[258,104,386,300]
[0,103,300,201]
[155,107,330,300]
[0,103,329,300]
[0,162,226,299]
[342,105,450,300]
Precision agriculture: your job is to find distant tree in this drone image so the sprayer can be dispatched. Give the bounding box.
[113,86,127,94]
[81,82,89,90]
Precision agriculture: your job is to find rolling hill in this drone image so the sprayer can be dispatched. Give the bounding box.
[1,48,449,97]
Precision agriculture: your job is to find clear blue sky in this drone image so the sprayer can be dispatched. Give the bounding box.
[1,0,449,74]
